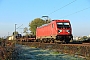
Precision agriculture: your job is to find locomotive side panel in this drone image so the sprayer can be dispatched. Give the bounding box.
[36,23,52,39]
[36,21,57,39]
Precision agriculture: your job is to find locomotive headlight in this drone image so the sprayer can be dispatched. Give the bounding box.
[66,30,70,33]
[58,30,62,33]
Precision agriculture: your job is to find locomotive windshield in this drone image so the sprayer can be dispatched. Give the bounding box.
[57,22,70,28]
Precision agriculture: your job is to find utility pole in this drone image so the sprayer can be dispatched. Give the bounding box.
[14,24,23,35]
[15,24,17,35]
[8,32,9,36]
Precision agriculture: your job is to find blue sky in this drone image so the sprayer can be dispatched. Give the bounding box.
[0,0,90,37]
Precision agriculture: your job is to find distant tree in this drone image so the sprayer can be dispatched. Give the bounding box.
[29,18,46,35]
[80,36,88,41]
[23,27,29,36]
[82,36,88,40]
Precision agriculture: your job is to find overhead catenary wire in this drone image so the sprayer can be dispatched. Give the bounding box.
[59,7,90,19]
[48,0,77,15]
[16,24,23,29]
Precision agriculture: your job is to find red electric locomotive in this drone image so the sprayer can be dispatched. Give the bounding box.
[36,20,73,43]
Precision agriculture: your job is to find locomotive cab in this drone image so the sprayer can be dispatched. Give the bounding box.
[57,22,71,35]
[56,20,73,43]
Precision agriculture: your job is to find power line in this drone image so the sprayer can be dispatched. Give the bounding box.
[16,24,23,29]
[59,7,90,18]
[48,0,77,15]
